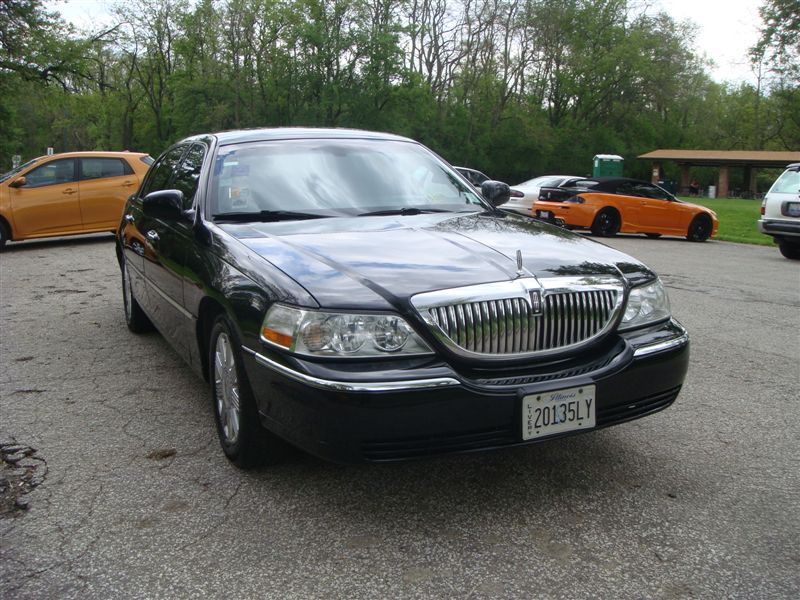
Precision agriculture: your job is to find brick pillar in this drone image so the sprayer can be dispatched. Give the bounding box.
[680,164,691,194]
[718,165,730,198]
[651,162,661,185]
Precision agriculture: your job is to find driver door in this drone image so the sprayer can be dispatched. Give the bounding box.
[9,158,82,237]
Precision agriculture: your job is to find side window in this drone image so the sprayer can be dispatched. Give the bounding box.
[23,159,77,188]
[638,184,671,200]
[171,144,206,209]
[80,158,130,180]
[617,183,636,196]
[139,146,186,197]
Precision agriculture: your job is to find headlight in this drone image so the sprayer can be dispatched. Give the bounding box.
[618,278,671,331]
[261,304,433,357]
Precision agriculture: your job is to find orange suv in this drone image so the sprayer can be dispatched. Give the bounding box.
[0,151,153,249]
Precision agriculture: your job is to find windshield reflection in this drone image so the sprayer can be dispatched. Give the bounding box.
[209,139,486,220]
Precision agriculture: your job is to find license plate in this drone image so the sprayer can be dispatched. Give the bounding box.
[782,202,800,217]
[537,210,553,219]
[522,385,596,440]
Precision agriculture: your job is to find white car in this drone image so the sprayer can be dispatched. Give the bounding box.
[504,174,582,216]
[759,163,800,259]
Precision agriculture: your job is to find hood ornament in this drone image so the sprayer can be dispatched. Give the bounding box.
[516,250,525,278]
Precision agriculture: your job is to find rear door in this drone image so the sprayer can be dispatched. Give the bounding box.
[78,157,139,229]
[9,158,81,237]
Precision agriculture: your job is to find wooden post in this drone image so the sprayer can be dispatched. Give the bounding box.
[748,167,757,197]
[718,165,730,198]
[680,164,691,194]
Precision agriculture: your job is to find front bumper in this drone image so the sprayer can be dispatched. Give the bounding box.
[241,319,689,463]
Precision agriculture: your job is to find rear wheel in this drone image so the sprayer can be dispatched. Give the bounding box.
[121,258,153,332]
[686,215,712,242]
[778,241,800,260]
[209,314,287,468]
[591,208,620,237]
[0,220,9,250]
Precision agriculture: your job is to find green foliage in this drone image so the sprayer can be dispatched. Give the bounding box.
[1,0,798,184]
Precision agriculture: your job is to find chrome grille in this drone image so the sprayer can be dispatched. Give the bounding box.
[411,277,625,359]
[428,290,617,355]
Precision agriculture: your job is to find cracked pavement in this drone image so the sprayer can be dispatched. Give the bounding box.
[0,232,798,599]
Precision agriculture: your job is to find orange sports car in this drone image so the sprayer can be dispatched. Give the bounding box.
[531,177,718,241]
[0,151,153,249]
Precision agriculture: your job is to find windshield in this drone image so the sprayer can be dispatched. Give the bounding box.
[769,168,800,194]
[0,158,40,183]
[209,139,485,219]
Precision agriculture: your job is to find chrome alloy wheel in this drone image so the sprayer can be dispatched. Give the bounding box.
[214,332,241,444]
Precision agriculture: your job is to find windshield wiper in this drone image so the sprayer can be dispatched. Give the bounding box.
[357,207,452,217]
[212,210,330,223]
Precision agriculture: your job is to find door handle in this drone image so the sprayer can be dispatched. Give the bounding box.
[146,230,159,242]
[63,188,77,195]
[122,180,135,187]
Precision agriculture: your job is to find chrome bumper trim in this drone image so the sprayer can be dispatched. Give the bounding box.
[632,333,689,358]
[242,347,461,392]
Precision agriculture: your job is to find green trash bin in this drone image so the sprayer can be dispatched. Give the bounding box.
[592,154,624,177]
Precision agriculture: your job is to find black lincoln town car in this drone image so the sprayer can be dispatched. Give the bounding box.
[117,128,689,467]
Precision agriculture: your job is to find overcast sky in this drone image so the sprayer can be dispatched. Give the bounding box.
[48,0,764,85]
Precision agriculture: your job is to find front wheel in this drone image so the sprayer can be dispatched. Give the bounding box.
[209,315,287,468]
[591,208,620,237]
[778,241,800,260]
[686,215,712,242]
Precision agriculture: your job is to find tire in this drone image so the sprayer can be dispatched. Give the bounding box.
[645,233,661,239]
[778,241,800,260]
[591,208,621,237]
[686,215,712,242]
[121,258,154,333]
[209,314,286,468]
[0,220,9,251]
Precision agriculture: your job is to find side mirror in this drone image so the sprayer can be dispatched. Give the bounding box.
[8,176,27,188]
[142,189,184,220]
[481,180,511,207]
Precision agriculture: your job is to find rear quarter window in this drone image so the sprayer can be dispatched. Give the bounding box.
[769,169,800,194]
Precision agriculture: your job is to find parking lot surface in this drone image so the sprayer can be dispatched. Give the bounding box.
[1,233,798,599]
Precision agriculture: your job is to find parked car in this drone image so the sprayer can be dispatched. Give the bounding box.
[0,151,153,249]
[758,163,800,259]
[504,175,582,216]
[117,128,689,467]
[534,177,718,241]
[454,166,490,188]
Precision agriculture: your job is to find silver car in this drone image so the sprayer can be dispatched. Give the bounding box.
[759,163,800,259]
[504,175,581,216]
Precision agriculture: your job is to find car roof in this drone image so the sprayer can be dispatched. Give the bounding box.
[191,127,416,146]
[517,175,579,186]
[30,151,150,161]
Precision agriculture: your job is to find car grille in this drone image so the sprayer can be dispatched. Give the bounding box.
[427,289,617,355]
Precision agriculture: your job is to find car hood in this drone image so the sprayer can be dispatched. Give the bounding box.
[224,212,654,310]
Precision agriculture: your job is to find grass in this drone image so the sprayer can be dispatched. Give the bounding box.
[678,196,773,246]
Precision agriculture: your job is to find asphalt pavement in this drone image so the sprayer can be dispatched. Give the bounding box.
[1,232,798,599]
